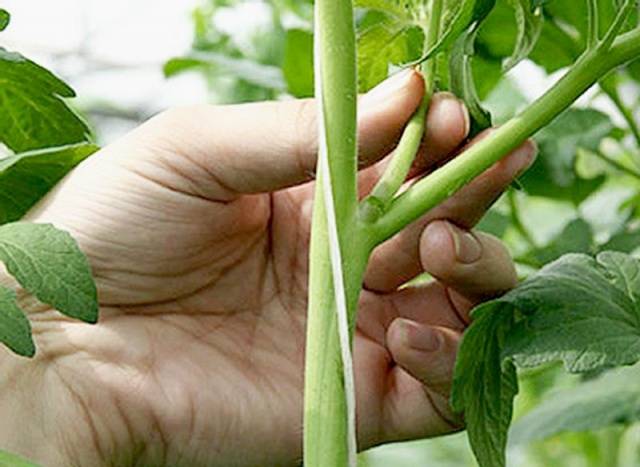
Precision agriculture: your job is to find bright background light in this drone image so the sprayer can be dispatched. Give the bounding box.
[2,0,209,141]
[1,1,627,142]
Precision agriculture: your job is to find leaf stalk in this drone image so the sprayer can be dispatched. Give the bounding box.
[370,27,640,243]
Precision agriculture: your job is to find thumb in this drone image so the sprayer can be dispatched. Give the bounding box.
[131,69,424,200]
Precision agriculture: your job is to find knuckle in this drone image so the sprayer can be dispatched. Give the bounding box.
[156,105,209,127]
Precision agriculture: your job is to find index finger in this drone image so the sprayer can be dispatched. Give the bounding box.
[364,139,536,293]
[126,69,425,201]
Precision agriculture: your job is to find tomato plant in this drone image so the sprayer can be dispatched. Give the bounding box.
[306,1,640,466]
[2,1,640,466]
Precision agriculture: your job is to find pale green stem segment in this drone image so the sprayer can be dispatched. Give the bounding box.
[304,185,372,467]
[363,0,444,220]
[363,89,429,218]
[372,28,640,243]
[304,0,372,466]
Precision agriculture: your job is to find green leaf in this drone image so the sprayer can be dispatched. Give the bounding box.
[525,0,638,73]
[451,304,519,467]
[283,29,314,98]
[354,0,413,21]
[483,77,528,124]
[520,108,615,204]
[0,9,10,31]
[450,26,492,136]
[163,57,203,76]
[628,58,640,82]
[477,209,510,237]
[454,251,640,466]
[0,286,34,357]
[357,17,417,91]
[0,143,99,224]
[503,0,543,71]
[601,222,640,254]
[164,52,286,91]
[0,449,40,467]
[529,16,582,72]
[477,0,578,73]
[0,223,98,323]
[0,48,92,153]
[477,2,520,60]
[421,0,497,61]
[503,252,640,372]
[518,218,594,268]
[472,53,503,100]
[356,0,496,90]
[510,363,640,445]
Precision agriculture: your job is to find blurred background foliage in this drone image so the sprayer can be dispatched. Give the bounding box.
[3,0,640,465]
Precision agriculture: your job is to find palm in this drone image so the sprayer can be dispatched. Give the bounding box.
[28,151,461,464]
[20,93,531,466]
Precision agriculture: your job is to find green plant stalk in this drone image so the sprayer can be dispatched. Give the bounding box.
[591,148,640,179]
[365,0,443,213]
[304,0,368,465]
[304,191,372,466]
[371,28,640,243]
[508,189,538,249]
[364,93,429,215]
[600,76,640,149]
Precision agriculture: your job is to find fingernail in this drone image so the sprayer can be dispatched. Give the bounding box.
[432,92,470,137]
[512,140,539,177]
[399,319,441,352]
[461,102,470,137]
[364,69,415,105]
[446,222,482,264]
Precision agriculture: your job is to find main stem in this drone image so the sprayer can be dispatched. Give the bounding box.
[304,1,369,466]
[372,28,640,242]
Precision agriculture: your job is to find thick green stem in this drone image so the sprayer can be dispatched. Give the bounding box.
[371,28,640,242]
[363,0,443,217]
[304,0,364,466]
[304,193,372,466]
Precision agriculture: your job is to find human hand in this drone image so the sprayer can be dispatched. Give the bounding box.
[0,69,536,466]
